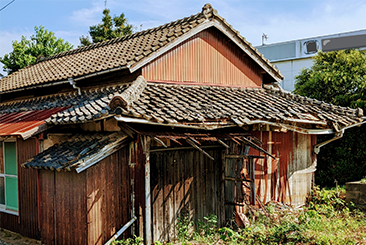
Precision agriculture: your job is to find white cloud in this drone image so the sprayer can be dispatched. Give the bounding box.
[225,0,366,46]
[69,1,105,27]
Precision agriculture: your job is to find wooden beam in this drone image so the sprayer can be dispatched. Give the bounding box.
[153,137,167,148]
[225,202,246,207]
[186,138,215,160]
[225,154,265,159]
[239,137,275,159]
[224,177,252,183]
[150,145,223,152]
[217,139,230,148]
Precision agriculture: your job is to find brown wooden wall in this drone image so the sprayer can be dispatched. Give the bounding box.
[150,149,223,243]
[40,145,132,245]
[40,170,87,245]
[142,28,263,87]
[0,138,40,240]
[86,146,132,244]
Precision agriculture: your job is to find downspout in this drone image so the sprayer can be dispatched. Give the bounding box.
[313,120,366,154]
[313,130,344,154]
[68,78,81,95]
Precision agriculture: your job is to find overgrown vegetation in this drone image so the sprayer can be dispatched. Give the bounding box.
[115,186,366,244]
[294,49,366,187]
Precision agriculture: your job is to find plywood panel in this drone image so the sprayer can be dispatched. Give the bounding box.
[142,28,263,87]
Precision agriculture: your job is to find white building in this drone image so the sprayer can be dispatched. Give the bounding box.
[256,29,366,91]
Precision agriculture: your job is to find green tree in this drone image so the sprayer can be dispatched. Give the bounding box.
[80,9,133,46]
[294,49,366,187]
[0,26,73,75]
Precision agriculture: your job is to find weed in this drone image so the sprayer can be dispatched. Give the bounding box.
[114,186,366,244]
[176,207,193,242]
[361,176,366,184]
[112,235,143,245]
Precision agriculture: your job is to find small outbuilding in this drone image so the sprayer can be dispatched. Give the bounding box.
[0,4,364,244]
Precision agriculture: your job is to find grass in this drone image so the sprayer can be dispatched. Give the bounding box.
[115,185,366,244]
[361,176,366,184]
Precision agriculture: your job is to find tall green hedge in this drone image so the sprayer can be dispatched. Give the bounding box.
[294,49,366,187]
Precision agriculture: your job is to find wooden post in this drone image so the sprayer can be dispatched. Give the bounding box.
[142,136,152,245]
[249,157,255,205]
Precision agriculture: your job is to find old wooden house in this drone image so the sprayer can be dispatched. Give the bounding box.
[0,4,364,244]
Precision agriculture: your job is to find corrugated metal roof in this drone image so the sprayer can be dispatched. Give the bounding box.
[0,108,68,139]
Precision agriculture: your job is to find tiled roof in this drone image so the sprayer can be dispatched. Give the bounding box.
[0,4,282,93]
[111,81,364,131]
[0,75,363,132]
[22,132,129,172]
[0,82,129,124]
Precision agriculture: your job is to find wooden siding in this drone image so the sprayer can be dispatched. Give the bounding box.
[142,28,263,87]
[40,170,87,245]
[17,138,40,239]
[150,149,223,243]
[86,146,132,245]
[0,138,40,239]
[40,145,132,245]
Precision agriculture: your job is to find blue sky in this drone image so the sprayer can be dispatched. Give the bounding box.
[0,0,365,73]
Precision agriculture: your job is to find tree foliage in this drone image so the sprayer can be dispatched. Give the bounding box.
[80,9,133,46]
[294,49,366,187]
[0,26,73,75]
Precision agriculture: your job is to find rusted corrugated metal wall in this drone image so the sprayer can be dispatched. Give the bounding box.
[40,146,132,245]
[142,28,263,87]
[150,149,223,243]
[0,138,40,239]
[246,131,317,207]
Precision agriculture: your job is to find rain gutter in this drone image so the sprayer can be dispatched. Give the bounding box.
[313,130,344,154]
[114,115,237,130]
[244,120,335,135]
[313,120,366,154]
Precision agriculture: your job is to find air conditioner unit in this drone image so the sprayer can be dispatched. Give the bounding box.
[303,40,318,54]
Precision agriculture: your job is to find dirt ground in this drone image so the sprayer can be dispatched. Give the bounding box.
[0,229,41,245]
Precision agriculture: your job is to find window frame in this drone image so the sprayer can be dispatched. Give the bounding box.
[0,139,19,215]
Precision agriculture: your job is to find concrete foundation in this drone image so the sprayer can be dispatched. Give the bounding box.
[346,181,366,210]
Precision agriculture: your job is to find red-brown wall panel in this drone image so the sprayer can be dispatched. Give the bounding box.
[86,146,131,245]
[142,28,263,87]
[0,138,40,239]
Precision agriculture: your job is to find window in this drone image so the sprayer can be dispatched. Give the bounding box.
[0,141,18,213]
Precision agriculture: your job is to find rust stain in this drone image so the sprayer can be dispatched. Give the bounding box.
[0,108,68,137]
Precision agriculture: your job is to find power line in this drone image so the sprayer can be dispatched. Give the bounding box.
[0,0,15,12]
